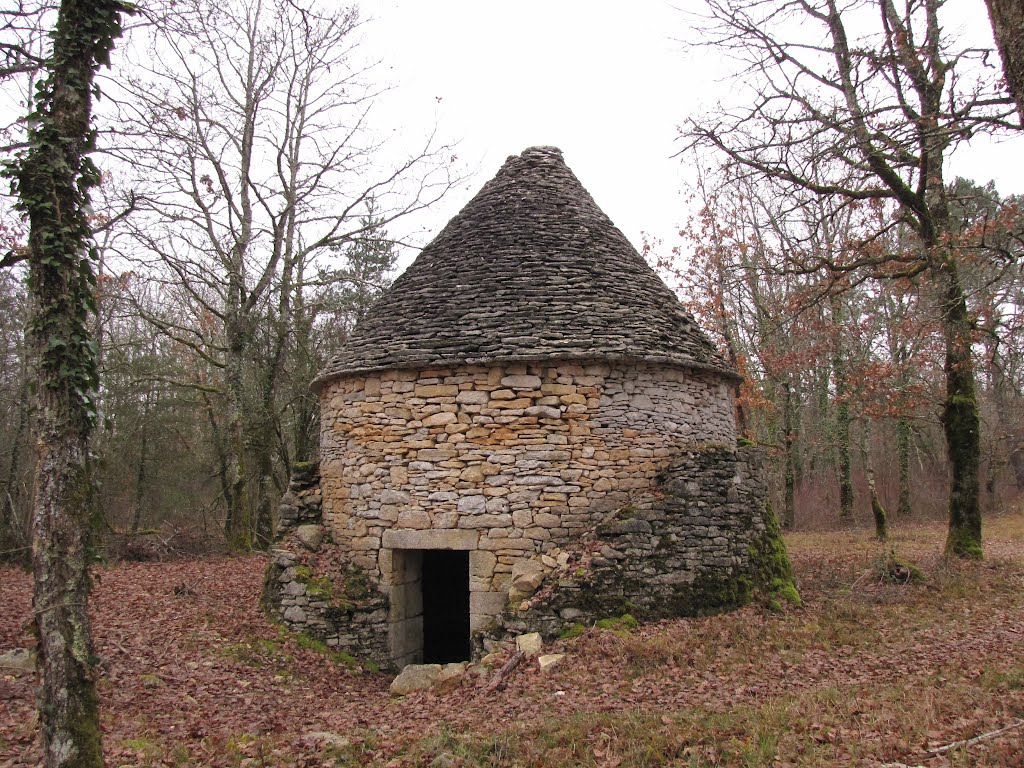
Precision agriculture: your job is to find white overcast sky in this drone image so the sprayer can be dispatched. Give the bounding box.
[359,0,1024,267]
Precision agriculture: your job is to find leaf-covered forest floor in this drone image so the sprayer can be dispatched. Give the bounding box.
[2,515,1023,767]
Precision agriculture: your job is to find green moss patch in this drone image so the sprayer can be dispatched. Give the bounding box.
[596,614,640,635]
[748,502,800,609]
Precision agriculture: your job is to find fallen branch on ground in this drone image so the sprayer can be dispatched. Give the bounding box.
[485,650,525,692]
[918,719,1024,758]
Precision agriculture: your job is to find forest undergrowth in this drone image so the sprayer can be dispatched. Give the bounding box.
[1,514,1023,767]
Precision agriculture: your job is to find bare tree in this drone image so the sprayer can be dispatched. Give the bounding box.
[684,0,1020,557]
[108,0,456,549]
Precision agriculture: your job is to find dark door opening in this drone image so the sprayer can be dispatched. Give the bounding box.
[421,549,470,663]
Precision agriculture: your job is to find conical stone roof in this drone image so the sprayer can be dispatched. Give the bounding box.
[313,146,737,389]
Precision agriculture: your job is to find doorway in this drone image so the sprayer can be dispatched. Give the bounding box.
[421,549,470,663]
[388,546,471,666]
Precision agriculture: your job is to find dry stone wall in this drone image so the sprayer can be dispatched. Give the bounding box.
[479,446,777,648]
[263,446,785,671]
[320,359,735,595]
[263,463,392,664]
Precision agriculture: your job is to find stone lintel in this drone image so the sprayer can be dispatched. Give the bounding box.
[382,528,479,550]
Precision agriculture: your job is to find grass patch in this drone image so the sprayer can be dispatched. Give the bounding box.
[220,637,291,667]
[595,613,640,635]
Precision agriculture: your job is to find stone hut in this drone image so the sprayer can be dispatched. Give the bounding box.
[265,146,793,671]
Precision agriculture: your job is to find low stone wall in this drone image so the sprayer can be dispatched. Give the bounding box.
[477,446,787,648]
[263,463,390,663]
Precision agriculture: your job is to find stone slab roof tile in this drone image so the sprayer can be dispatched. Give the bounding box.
[314,146,738,389]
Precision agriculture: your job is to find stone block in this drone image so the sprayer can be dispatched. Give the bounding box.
[470,590,508,616]
[458,513,512,529]
[457,495,486,514]
[283,606,307,623]
[389,582,423,620]
[389,549,421,584]
[380,489,410,504]
[390,663,441,696]
[294,524,325,551]
[396,509,431,529]
[414,384,459,397]
[515,632,543,657]
[510,559,546,594]
[0,648,35,676]
[469,550,497,579]
[525,405,561,419]
[478,536,533,551]
[470,613,496,632]
[538,654,564,673]
[417,448,458,461]
[459,465,486,483]
[501,374,542,388]
[423,412,457,427]
[389,616,424,659]
[383,529,478,550]
[485,497,510,513]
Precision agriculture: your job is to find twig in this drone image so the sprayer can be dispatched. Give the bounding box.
[485,650,525,692]
[918,719,1024,758]
[173,575,205,596]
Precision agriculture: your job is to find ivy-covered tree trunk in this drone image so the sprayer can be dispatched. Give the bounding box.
[8,0,129,765]
[896,416,913,518]
[937,261,982,559]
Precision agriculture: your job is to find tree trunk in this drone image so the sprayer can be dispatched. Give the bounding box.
[831,299,853,521]
[985,0,1024,121]
[2,372,31,561]
[12,1,129,763]
[860,421,888,541]
[896,416,913,518]
[937,261,982,559]
[1010,447,1024,493]
[782,381,797,529]
[223,332,252,551]
[129,388,152,535]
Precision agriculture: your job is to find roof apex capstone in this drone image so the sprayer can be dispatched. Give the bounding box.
[313,146,739,390]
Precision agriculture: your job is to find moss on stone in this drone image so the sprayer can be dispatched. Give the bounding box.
[595,614,639,634]
[618,504,640,519]
[342,567,373,600]
[305,575,334,600]
[747,501,800,608]
[666,571,753,617]
[559,623,587,640]
[295,633,357,667]
[568,586,640,619]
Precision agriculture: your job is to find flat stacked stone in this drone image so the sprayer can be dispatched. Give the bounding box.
[313,146,738,389]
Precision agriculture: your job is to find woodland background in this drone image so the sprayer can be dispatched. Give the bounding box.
[1,0,1023,560]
